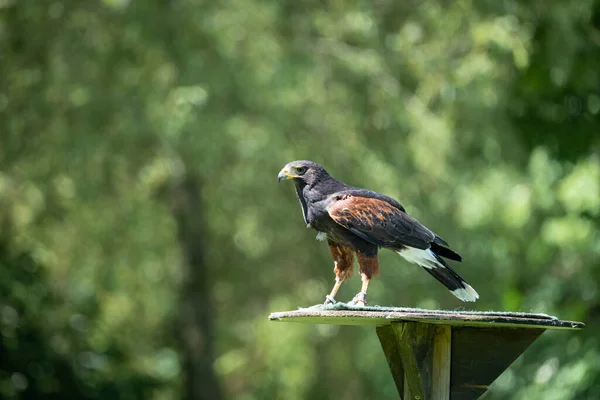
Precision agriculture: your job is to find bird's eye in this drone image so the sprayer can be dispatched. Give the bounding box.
[295,167,307,174]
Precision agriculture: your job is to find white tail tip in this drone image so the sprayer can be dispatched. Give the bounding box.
[451,284,480,302]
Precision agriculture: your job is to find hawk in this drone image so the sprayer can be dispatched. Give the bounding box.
[278,160,479,306]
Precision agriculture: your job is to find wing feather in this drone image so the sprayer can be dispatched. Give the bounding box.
[327,195,435,250]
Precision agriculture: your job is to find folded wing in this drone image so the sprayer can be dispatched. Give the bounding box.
[327,194,436,250]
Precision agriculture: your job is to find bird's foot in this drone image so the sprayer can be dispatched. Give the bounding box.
[349,292,367,307]
[324,295,337,305]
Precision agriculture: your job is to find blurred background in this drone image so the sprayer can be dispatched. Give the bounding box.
[1,1,599,399]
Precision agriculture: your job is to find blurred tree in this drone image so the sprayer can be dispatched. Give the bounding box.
[170,175,221,400]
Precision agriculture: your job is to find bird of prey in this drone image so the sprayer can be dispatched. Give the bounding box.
[278,160,479,306]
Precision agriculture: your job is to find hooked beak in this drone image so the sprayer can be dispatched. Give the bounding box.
[278,168,294,182]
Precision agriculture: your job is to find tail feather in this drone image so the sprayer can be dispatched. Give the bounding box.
[397,247,479,302]
[422,259,479,302]
[430,242,462,262]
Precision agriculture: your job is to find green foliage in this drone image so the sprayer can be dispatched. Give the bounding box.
[1,0,599,399]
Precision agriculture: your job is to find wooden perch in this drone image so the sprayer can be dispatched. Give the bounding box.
[269,305,584,400]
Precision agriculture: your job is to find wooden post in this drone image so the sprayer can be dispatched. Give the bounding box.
[269,306,584,400]
[431,326,451,400]
[378,323,451,400]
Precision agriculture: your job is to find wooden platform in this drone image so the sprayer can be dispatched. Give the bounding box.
[269,304,584,400]
[269,305,584,330]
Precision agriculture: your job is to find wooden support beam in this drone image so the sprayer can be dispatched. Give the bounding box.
[450,327,544,400]
[377,323,544,400]
[377,325,405,397]
[398,322,434,400]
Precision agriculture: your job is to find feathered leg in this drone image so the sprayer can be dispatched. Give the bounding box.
[351,249,380,306]
[325,242,354,304]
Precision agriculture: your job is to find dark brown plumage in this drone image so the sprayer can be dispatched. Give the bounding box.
[278,160,478,306]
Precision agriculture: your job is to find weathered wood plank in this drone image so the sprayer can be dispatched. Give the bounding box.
[268,307,584,330]
[431,326,451,400]
[376,325,405,398]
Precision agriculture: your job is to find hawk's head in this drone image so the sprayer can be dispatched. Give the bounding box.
[278,160,328,185]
